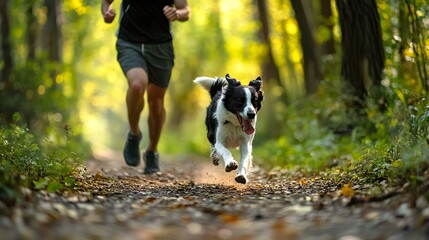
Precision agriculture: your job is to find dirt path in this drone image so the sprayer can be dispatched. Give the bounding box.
[1,151,428,240]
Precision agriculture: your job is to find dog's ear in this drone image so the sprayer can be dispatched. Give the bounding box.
[249,77,263,92]
[250,77,263,111]
[225,74,241,87]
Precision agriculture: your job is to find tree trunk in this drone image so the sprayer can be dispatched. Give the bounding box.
[0,0,16,122]
[320,0,335,55]
[27,1,38,60]
[41,0,63,87]
[255,0,282,87]
[0,0,12,88]
[335,0,385,104]
[290,0,323,95]
[253,0,285,139]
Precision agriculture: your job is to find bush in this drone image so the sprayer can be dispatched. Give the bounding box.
[0,117,83,205]
[256,87,429,190]
[349,99,429,186]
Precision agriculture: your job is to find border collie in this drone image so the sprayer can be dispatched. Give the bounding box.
[194,74,263,184]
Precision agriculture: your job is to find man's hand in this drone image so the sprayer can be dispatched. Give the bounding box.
[163,6,178,21]
[102,0,116,23]
[103,8,116,23]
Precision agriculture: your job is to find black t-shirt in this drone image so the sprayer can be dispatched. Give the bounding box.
[117,0,174,44]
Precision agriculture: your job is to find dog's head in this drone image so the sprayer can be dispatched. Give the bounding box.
[223,74,264,135]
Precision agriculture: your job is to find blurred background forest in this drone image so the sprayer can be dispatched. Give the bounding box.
[1,0,429,189]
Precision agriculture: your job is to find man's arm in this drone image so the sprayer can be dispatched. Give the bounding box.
[101,0,116,23]
[163,0,190,22]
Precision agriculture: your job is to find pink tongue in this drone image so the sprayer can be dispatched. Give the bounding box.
[243,120,255,135]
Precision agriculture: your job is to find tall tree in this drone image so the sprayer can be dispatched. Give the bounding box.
[255,0,282,87]
[41,0,63,86]
[254,0,285,139]
[320,0,335,56]
[290,0,323,95]
[26,0,38,60]
[0,0,15,122]
[0,0,12,87]
[335,0,385,105]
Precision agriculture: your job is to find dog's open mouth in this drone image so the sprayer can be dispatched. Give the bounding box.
[236,113,255,135]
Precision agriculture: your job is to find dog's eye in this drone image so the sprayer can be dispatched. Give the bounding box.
[251,94,258,102]
[236,98,245,106]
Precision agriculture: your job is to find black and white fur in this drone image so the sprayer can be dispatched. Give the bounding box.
[194,74,263,184]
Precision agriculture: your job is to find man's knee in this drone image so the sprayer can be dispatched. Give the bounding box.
[127,69,148,95]
[129,80,146,96]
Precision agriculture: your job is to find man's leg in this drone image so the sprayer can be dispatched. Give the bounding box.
[141,41,173,173]
[146,83,167,152]
[126,68,148,135]
[143,83,166,174]
[123,68,148,166]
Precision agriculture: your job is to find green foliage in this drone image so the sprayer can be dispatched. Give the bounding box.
[256,106,337,172]
[0,116,83,205]
[256,79,429,189]
[1,0,91,160]
[3,0,424,196]
[378,0,429,96]
[351,99,429,185]
[253,0,429,192]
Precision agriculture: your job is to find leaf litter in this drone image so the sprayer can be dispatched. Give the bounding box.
[0,151,428,240]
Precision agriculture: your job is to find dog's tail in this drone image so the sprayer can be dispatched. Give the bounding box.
[194,76,227,99]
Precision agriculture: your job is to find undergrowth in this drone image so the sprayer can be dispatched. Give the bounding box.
[0,115,83,206]
[257,83,429,191]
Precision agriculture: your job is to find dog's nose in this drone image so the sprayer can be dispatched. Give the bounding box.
[247,112,256,119]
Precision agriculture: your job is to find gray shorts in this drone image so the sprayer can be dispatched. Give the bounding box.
[116,38,175,88]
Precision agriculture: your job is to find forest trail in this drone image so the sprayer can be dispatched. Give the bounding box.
[1,150,428,240]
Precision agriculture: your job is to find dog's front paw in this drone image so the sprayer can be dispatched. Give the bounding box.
[225,161,238,172]
[235,175,248,184]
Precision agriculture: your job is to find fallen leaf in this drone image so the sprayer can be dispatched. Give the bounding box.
[146,197,157,203]
[219,213,240,223]
[340,183,355,198]
[272,218,286,233]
